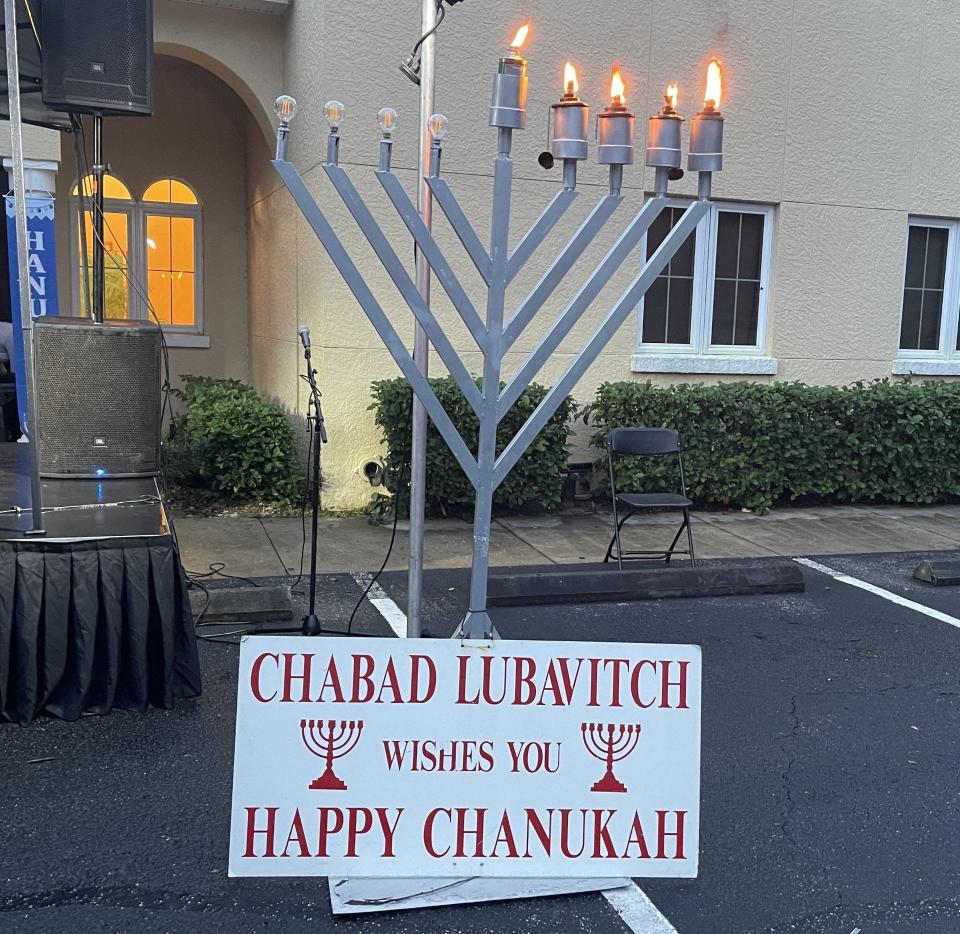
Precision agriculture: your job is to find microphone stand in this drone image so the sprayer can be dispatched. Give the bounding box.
[300,337,327,636]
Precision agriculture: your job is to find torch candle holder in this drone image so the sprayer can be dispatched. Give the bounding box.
[272,47,723,640]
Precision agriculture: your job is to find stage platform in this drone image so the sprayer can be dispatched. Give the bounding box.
[0,443,201,725]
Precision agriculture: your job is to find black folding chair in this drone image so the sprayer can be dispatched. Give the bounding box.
[603,427,696,570]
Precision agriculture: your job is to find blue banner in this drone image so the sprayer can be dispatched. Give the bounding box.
[5,195,60,427]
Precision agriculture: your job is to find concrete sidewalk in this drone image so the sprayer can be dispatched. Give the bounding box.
[171,502,960,579]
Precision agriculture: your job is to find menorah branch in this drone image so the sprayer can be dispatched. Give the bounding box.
[377,170,488,349]
[506,188,578,284]
[498,196,666,420]
[503,194,622,349]
[273,160,480,486]
[323,163,483,416]
[493,196,711,487]
[427,176,493,285]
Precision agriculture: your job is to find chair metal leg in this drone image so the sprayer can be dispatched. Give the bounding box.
[664,518,686,565]
[684,508,696,567]
[606,507,635,572]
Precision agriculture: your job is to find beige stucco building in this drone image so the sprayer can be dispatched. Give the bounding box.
[3,0,959,509]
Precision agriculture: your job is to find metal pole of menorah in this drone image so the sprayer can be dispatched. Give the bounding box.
[271,29,725,642]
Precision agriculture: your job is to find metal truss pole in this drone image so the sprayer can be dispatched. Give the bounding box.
[407,0,438,639]
[4,0,44,535]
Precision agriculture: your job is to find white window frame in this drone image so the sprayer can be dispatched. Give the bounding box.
[69,175,205,340]
[633,200,777,375]
[894,216,960,375]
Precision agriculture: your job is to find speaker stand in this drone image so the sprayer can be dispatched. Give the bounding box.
[92,112,106,323]
[301,343,327,636]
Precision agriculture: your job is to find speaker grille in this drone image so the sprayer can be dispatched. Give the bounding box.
[35,318,161,478]
[41,0,154,116]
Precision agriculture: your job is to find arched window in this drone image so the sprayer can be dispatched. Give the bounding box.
[69,175,203,332]
[71,174,133,319]
[142,178,201,327]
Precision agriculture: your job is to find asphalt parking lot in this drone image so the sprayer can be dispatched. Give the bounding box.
[1,550,958,934]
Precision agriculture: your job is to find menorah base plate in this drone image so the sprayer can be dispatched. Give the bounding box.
[309,770,348,791]
[591,773,628,793]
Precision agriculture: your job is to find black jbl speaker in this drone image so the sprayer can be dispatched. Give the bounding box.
[41,0,154,117]
[34,318,161,478]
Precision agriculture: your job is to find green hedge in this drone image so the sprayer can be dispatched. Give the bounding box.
[166,376,303,504]
[582,379,960,513]
[370,376,575,516]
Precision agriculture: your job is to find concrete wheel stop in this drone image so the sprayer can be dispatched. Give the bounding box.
[913,559,960,586]
[488,562,805,607]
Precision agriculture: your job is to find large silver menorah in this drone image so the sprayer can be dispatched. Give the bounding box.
[271,41,725,641]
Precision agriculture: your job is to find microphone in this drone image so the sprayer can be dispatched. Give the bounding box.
[298,327,311,352]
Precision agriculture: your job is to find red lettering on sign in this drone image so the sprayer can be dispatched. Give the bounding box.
[376,807,404,858]
[280,653,313,703]
[622,812,652,858]
[656,809,686,859]
[250,653,279,702]
[660,661,689,709]
[409,655,436,703]
[352,654,375,703]
[630,659,658,708]
[454,806,485,858]
[243,806,278,857]
[423,807,451,857]
[591,809,617,858]
[317,807,345,857]
[280,809,309,857]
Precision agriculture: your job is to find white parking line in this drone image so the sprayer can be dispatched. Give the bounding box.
[794,557,960,631]
[603,883,679,933]
[352,573,407,638]
[352,573,681,933]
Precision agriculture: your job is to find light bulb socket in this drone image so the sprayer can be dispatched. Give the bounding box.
[688,109,723,173]
[597,107,635,166]
[645,111,683,169]
[489,54,528,130]
[275,125,290,161]
[550,99,589,162]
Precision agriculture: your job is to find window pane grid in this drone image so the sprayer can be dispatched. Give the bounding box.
[899,225,948,351]
[711,212,764,347]
[72,177,200,330]
[642,207,694,346]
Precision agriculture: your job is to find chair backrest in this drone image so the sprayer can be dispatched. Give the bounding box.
[607,427,680,456]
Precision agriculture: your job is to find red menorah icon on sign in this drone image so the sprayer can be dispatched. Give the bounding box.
[299,719,364,790]
[580,722,642,793]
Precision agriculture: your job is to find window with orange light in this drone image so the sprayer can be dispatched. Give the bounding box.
[143,179,200,327]
[71,174,133,320]
[70,175,203,332]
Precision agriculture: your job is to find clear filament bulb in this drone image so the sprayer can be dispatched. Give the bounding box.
[324,100,345,129]
[378,107,398,137]
[428,113,449,141]
[275,94,297,124]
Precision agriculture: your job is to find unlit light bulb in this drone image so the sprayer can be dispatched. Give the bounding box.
[428,113,449,141]
[378,107,398,138]
[324,100,345,129]
[275,94,297,123]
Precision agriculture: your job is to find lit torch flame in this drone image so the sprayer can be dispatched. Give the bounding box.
[610,68,626,106]
[510,22,530,52]
[665,83,679,110]
[564,62,579,97]
[704,59,722,110]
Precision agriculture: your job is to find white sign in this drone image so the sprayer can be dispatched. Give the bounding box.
[229,637,702,879]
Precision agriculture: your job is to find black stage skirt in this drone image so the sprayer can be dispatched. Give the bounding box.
[0,536,202,725]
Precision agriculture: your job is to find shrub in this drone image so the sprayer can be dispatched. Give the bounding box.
[582,379,960,514]
[370,376,575,516]
[166,376,303,504]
